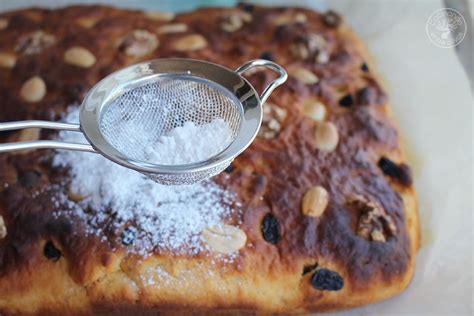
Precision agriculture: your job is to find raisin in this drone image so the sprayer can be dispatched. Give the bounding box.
[0,130,15,137]
[361,62,369,72]
[302,262,318,275]
[65,83,87,100]
[274,25,291,42]
[261,213,280,244]
[378,157,398,175]
[323,10,342,28]
[18,170,42,188]
[311,268,344,291]
[121,226,137,246]
[378,157,412,186]
[260,51,274,61]
[397,164,413,186]
[44,241,61,261]
[224,164,234,173]
[339,93,353,107]
[238,2,254,12]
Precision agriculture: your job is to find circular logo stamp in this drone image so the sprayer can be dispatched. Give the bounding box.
[426,8,467,48]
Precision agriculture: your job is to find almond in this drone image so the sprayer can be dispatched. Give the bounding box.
[302,186,329,217]
[172,34,207,51]
[0,215,6,239]
[121,30,159,57]
[289,67,319,85]
[16,31,56,55]
[222,14,243,32]
[14,128,41,154]
[20,76,46,103]
[274,12,307,25]
[259,103,287,139]
[0,52,16,68]
[64,46,96,68]
[371,230,386,242]
[351,195,397,242]
[221,12,251,32]
[202,224,247,254]
[76,17,98,28]
[0,18,8,30]
[314,121,339,152]
[303,99,326,121]
[145,11,175,22]
[157,23,188,34]
[68,190,88,203]
[18,128,40,142]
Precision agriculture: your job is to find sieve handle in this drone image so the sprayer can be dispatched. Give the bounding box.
[0,120,96,153]
[235,59,288,104]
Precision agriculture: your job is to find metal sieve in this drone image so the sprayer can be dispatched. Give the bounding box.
[0,58,287,185]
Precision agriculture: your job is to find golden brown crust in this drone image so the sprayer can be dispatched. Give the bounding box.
[0,4,419,314]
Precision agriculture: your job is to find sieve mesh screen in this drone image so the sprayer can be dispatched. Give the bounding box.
[100,75,242,166]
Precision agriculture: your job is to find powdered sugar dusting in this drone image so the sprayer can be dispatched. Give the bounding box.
[52,107,240,256]
[146,119,233,165]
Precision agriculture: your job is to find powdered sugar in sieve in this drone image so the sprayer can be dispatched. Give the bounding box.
[99,77,239,166]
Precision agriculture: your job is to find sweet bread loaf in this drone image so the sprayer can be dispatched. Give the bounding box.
[0,4,420,314]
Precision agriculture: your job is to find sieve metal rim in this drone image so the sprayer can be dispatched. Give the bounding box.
[0,58,287,182]
[79,58,262,175]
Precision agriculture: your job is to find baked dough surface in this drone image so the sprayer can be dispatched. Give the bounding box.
[0,4,420,314]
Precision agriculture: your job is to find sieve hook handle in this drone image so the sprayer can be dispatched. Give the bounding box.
[235,59,288,104]
[0,120,96,153]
